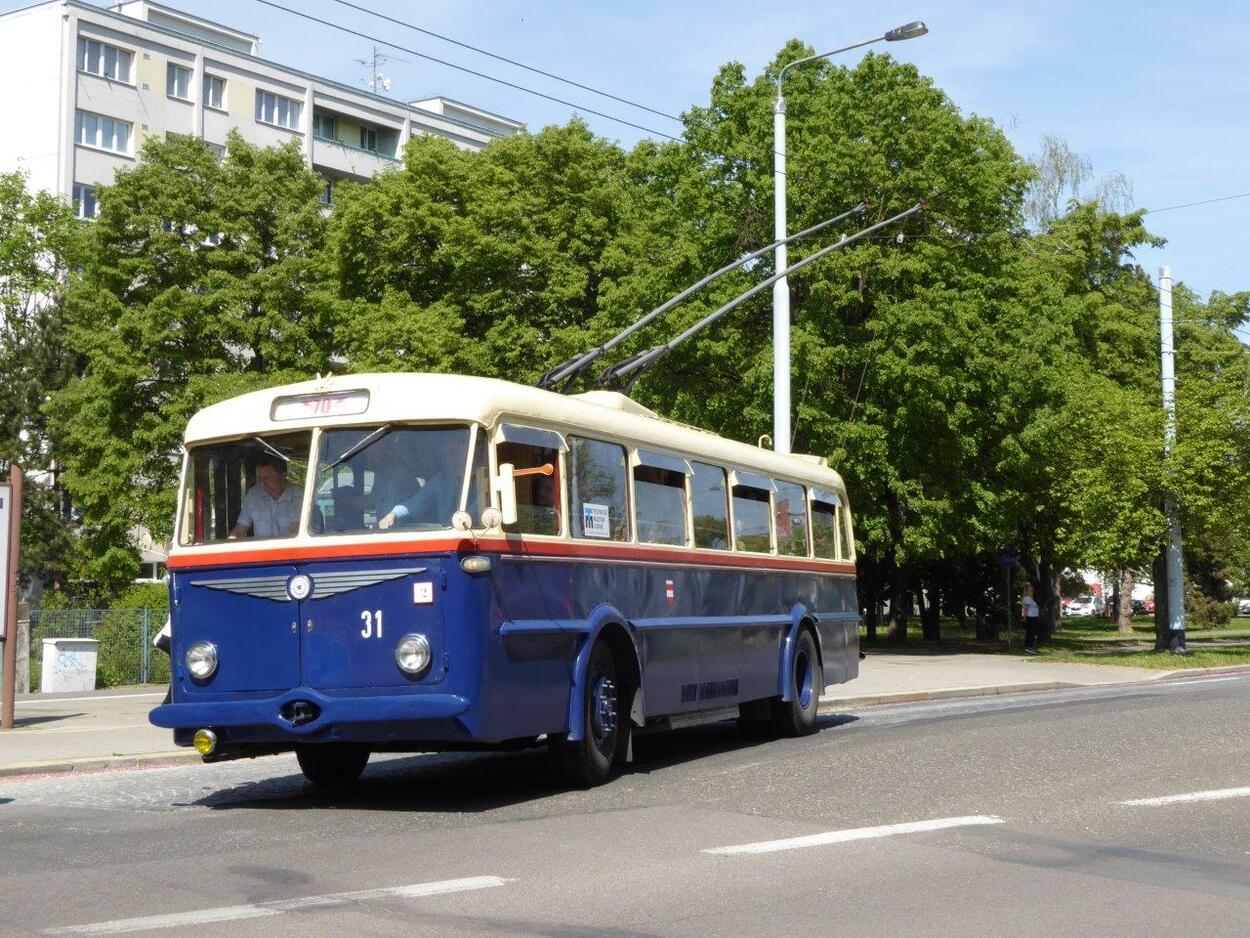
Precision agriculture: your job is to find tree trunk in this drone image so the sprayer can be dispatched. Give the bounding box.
[888,567,909,643]
[1152,552,1170,650]
[1117,568,1134,635]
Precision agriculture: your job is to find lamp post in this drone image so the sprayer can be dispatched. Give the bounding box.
[772,20,928,453]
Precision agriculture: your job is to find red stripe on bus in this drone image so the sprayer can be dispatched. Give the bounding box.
[167,537,856,575]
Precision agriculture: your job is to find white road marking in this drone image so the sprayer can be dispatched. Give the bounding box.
[44,875,510,935]
[1168,676,1244,686]
[1118,786,1250,807]
[23,692,166,704]
[703,815,1005,856]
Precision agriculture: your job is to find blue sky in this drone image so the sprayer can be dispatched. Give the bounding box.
[17,0,1248,298]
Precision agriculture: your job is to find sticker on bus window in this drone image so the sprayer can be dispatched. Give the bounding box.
[582,503,611,538]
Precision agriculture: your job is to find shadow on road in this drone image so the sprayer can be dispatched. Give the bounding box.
[190,714,859,814]
[12,712,85,728]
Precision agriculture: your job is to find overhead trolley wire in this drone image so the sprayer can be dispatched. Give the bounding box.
[255,0,845,187]
[328,0,683,123]
[255,0,680,141]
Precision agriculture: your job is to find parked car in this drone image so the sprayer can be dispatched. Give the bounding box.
[1065,595,1097,617]
[1131,599,1148,615]
[1237,598,1250,617]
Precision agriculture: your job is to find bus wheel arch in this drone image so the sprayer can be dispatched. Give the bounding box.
[779,608,825,703]
[551,620,638,787]
[765,617,825,740]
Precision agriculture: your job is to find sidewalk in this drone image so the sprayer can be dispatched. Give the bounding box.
[0,653,1242,778]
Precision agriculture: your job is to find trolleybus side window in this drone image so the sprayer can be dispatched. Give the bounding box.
[498,439,562,536]
[690,461,730,550]
[810,488,843,560]
[310,424,471,534]
[633,449,691,546]
[774,480,809,557]
[569,436,630,541]
[179,430,312,545]
[731,471,774,554]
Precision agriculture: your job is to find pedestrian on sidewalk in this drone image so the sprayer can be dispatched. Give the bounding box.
[1022,584,1041,655]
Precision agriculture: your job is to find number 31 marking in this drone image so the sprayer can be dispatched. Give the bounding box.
[360,609,383,639]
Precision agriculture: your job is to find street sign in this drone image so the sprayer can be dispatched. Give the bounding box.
[0,481,9,640]
[997,549,1015,570]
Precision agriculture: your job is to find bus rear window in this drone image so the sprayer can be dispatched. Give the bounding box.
[179,431,312,545]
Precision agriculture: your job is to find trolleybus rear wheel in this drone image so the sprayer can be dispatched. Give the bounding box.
[549,641,628,788]
[770,629,821,737]
[295,743,371,788]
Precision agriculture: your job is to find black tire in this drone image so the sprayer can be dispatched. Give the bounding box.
[295,743,370,789]
[770,629,822,737]
[550,641,628,788]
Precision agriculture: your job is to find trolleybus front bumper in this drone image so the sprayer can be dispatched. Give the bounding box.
[150,687,471,742]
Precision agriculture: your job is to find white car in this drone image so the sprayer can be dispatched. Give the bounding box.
[1065,596,1097,617]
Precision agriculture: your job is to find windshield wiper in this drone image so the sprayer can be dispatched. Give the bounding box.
[323,424,395,473]
[251,436,289,462]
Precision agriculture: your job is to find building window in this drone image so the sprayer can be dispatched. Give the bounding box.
[203,74,226,110]
[206,141,226,162]
[77,37,132,83]
[166,63,191,100]
[312,112,337,140]
[360,126,378,151]
[72,183,98,220]
[75,110,132,154]
[319,177,333,205]
[255,90,302,131]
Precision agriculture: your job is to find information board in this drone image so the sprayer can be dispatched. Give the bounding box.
[0,482,9,640]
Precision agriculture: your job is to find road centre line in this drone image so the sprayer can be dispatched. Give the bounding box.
[1118,787,1250,807]
[44,876,510,936]
[703,815,1005,856]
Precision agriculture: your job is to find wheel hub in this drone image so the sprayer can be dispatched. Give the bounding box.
[592,676,617,738]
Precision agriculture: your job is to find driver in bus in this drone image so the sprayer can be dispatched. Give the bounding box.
[228,453,304,538]
[376,431,463,529]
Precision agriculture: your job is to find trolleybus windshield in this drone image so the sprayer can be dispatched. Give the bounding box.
[310,424,475,534]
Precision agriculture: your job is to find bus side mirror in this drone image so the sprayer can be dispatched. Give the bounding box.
[495,463,518,526]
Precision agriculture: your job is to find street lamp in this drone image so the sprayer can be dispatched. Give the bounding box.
[771,20,928,453]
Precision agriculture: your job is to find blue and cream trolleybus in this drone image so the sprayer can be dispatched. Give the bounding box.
[150,373,860,787]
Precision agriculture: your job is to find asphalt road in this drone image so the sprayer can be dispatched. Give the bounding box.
[1,673,1248,937]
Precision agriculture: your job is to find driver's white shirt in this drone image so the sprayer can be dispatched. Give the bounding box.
[236,483,304,537]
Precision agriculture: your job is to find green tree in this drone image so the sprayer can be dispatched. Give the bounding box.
[0,170,80,587]
[49,131,334,596]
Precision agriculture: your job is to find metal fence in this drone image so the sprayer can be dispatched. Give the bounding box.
[28,608,169,688]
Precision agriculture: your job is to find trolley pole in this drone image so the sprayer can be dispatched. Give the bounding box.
[1159,267,1186,653]
[1,465,23,731]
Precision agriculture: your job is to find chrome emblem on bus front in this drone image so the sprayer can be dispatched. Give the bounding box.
[191,567,428,602]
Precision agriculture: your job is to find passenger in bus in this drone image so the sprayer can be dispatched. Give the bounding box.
[228,454,304,538]
[376,432,463,529]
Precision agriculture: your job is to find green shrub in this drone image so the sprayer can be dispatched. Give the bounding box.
[1187,584,1234,628]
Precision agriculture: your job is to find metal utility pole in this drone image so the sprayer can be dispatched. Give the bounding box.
[1,465,23,730]
[1159,267,1186,653]
[771,21,928,454]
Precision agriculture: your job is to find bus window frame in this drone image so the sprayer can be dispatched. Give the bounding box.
[629,448,693,548]
[491,420,569,540]
[567,434,633,543]
[728,470,776,555]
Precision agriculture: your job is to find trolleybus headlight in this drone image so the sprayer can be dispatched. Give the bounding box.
[395,633,431,676]
[185,641,219,680]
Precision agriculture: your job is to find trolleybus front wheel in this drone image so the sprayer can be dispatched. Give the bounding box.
[295,743,371,789]
[549,641,629,788]
[770,629,821,737]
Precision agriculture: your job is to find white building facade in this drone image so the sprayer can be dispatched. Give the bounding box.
[0,0,524,215]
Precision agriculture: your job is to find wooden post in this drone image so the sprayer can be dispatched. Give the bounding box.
[1,465,23,730]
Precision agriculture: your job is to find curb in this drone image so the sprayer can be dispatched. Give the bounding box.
[0,750,201,780]
[818,681,1078,711]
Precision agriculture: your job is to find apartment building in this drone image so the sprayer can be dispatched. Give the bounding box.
[0,0,525,215]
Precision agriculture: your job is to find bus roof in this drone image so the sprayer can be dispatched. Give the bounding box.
[184,372,847,490]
